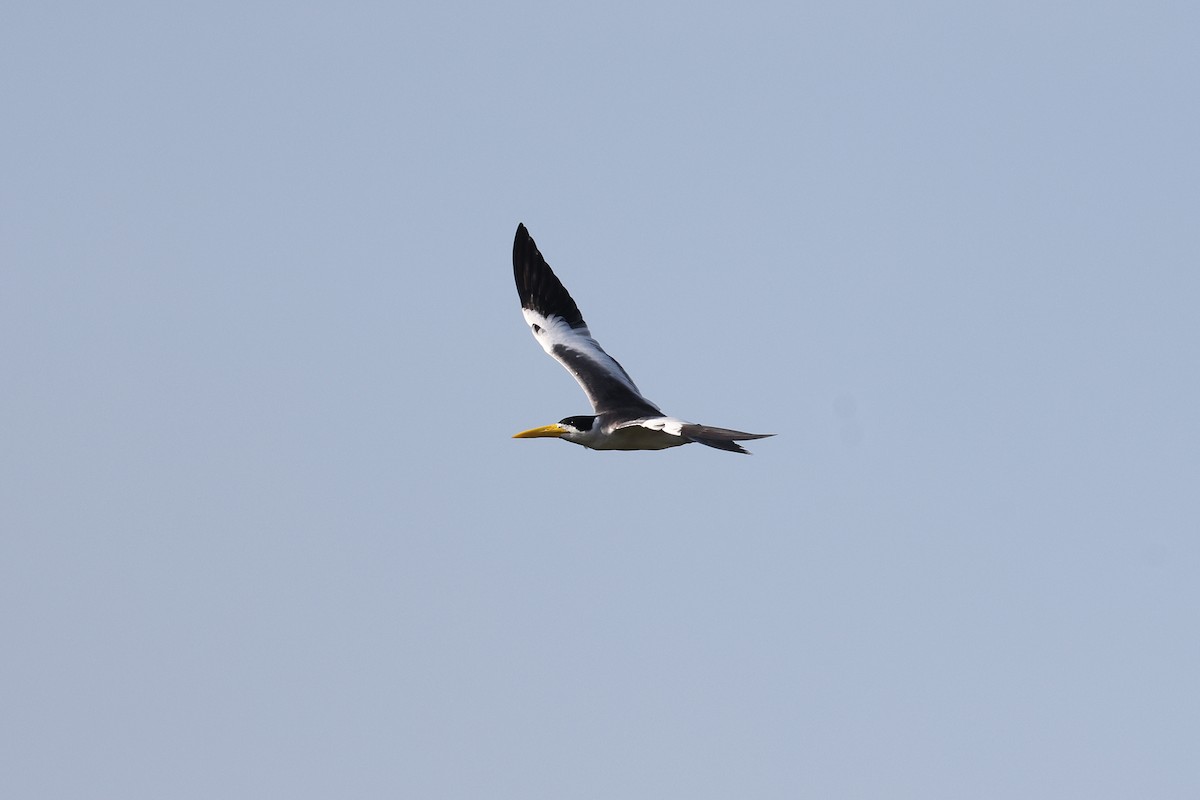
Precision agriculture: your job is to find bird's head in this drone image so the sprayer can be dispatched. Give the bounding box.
[512,415,597,445]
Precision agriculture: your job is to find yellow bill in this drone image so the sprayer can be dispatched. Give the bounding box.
[512,423,568,439]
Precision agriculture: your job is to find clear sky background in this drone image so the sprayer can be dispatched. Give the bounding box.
[3,2,1197,797]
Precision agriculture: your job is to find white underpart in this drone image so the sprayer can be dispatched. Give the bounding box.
[521,307,645,408]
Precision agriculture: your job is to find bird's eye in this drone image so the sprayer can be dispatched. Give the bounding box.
[531,324,542,334]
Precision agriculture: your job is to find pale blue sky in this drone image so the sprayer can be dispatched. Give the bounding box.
[3,2,1198,797]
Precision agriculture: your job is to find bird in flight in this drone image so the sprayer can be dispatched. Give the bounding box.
[511,223,773,454]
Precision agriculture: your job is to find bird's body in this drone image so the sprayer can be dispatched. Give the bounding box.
[511,224,773,454]
[536,415,685,451]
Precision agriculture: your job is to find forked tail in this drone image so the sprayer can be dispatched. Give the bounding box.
[680,424,775,454]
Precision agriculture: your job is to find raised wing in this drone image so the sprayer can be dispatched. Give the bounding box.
[513,224,660,416]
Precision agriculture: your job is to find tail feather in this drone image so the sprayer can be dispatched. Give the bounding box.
[680,424,775,455]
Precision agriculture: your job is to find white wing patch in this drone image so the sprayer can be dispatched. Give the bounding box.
[522,307,647,405]
[614,416,686,437]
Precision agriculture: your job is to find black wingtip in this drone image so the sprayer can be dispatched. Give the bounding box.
[512,224,586,329]
[680,425,775,454]
[513,223,529,258]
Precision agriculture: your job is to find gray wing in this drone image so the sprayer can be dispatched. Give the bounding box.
[513,224,661,416]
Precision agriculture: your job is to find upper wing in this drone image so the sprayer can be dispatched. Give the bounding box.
[513,224,660,416]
